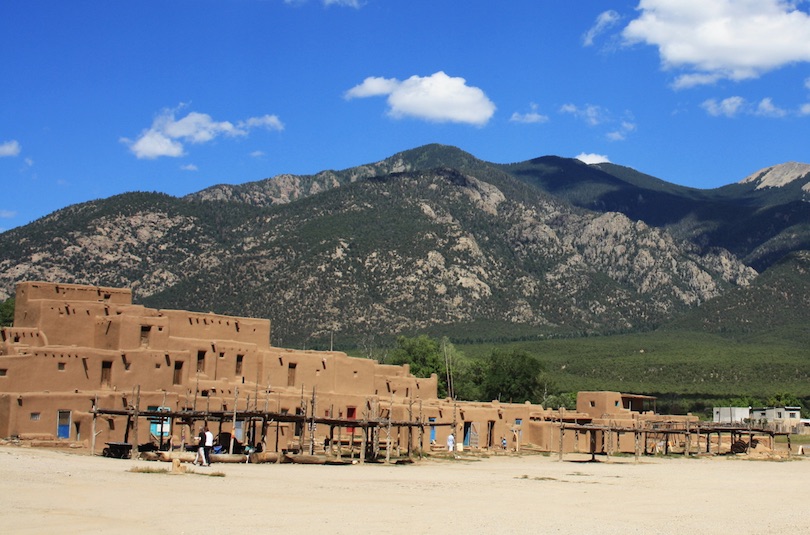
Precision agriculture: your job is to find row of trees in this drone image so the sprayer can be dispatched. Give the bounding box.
[385,334,576,408]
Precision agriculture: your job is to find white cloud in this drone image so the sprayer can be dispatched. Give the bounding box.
[323,0,362,7]
[583,10,621,47]
[702,96,746,117]
[239,114,284,131]
[122,106,284,159]
[560,103,606,126]
[0,140,21,157]
[576,153,611,164]
[180,164,198,171]
[701,95,792,117]
[345,71,496,126]
[800,103,810,115]
[607,121,637,141]
[623,0,810,88]
[755,97,788,117]
[510,103,549,124]
[124,129,185,159]
[345,76,400,98]
[250,150,265,158]
[0,209,17,218]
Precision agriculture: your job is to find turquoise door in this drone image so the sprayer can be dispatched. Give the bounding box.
[429,417,436,442]
[57,410,71,439]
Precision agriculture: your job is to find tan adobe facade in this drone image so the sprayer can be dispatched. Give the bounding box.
[0,281,696,458]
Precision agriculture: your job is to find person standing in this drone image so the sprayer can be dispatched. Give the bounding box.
[203,425,214,466]
[193,426,206,465]
[447,432,455,452]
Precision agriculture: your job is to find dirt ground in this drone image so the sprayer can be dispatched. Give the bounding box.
[1,446,808,534]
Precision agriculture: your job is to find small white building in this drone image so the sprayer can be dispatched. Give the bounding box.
[751,406,803,433]
[713,407,750,423]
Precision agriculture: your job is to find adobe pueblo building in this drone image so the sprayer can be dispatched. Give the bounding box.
[1,281,776,462]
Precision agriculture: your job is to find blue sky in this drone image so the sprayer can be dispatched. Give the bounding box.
[3,0,810,231]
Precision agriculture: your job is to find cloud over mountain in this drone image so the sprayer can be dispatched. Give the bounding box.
[122,106,284,160]
[345,71,496,126]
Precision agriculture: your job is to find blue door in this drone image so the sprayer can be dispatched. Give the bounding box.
[148,406,171,438]
[429,417,436,443]
[57,410,71,439]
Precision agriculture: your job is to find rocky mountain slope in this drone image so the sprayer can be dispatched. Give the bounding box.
[0,146,759,346]
[503,155,810,272]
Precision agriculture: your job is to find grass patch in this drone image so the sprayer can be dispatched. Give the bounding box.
[128,466,169,474]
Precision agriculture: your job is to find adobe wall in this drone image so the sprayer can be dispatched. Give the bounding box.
[0,281,688,456]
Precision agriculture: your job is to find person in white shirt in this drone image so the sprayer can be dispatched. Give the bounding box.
[203,426,214,466]
[447,433,455,452]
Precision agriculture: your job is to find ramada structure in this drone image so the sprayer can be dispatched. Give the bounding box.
[0,282,790,461]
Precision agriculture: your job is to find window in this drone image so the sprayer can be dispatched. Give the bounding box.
[235,354,244,375]
[0,369,7,377]
[196,351,206,373]
[287,363,297,387]
[57,362,66,371]
[101,361,112,387]
[30,412,40,421]
[173,361,183,385]
[140,325,151,346]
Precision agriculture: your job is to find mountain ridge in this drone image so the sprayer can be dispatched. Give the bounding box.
[1,143,806,346]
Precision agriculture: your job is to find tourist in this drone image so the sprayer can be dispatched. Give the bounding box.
[193,426,206,465]
[447,432,455,452]
[204,425,214,465]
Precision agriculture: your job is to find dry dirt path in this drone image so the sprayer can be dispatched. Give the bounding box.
[1,446,807,534]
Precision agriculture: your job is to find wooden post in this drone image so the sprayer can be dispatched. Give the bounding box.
[684,422,690,457]
[229,387,239,454]
[91,395,98,456]
[360,425,367,464]
[418,399,424,459]
[386,397,393,463]
[407,398,413,459]
[309,387,317,456]
[130,385,141,459]
[558,422,564,461]
[299,386,306,454]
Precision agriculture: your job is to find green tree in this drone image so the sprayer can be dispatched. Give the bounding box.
[0,298,13,327]
[766,392,801,408]
[389,335,447,397]
[481,348,544,404]
[450,355,485,402]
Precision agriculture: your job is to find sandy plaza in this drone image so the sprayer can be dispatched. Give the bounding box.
[1,445,808,535]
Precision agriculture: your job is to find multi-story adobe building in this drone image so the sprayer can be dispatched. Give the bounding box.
[0,281,694,458]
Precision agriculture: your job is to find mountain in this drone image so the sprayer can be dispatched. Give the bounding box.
[498,156,810,272]
[662,249,810,340]
[0,145,757,346]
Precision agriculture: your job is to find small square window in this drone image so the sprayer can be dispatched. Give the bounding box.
[0,369,7,377]
[58,362,66,371]
[30,412,40,421]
